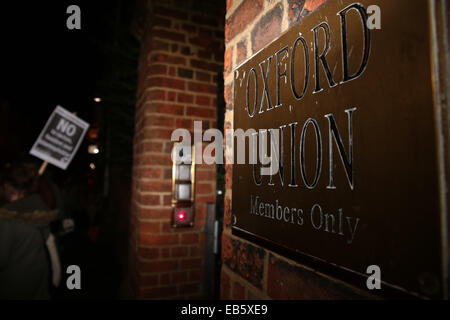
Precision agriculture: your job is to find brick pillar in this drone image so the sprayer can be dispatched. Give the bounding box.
[130,0,224,299]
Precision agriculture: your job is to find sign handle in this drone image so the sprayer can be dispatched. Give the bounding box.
[38,161,48,176]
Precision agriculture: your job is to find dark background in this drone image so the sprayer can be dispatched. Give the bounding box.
[1,0,139,299]
[2,1,102,140]
[1,0,137,164]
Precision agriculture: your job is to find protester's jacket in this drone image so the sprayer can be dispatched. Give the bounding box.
[0,194,58,239]
[0,194,58,299]
[0,218,50,299]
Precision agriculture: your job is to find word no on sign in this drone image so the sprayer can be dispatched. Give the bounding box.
[30,106,89,170]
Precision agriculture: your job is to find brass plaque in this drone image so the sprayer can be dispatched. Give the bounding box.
[232,0,443,298]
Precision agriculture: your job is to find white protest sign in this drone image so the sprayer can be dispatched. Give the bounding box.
[30,106,90,170]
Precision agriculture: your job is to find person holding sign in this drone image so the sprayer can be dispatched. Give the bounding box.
[0,161,61,299]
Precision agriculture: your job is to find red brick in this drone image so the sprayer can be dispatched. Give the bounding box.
[189,246,202,257]
[196,210,207,223]
[153,17,171,28]
[147,103,184,115]
[224,46,232,75]
[196,195,215,203]
[224,84,233,106]
[196,183,212,194]
[138,247,160,260]
[197,50,212,59]
[139,286,178,299]
[223,197,231,229]
[140,274,159,286]
[149,54,186,66]
[161,221,172,233]
[186,107,215,118]
[162,247,170,258]
[196,170,215,180]
[143,142,164,153]
[172,271,188,283]
[140,168,162,179]
[181,46,192,56]
[236,39,247,65]
[148,128,174,139]
[140,194,160,206]
[140,260,178,273]
[139,234,179,246]
[139,221,160,234]
[164,141,173,153]
[145,89,166,102]
[197,161,215,169]
[176,118,193,129]
[163,195,173,206]
[190,59,222,72]
[221,234,265,289]
[160,273,170,285]
[304,0,328,11]
[232,281,245,300]
[180,258,202,269]
[195,95,210,106]
[226,0,233,12]
[154,29,186,42]
[148,64,167,75]
[181,233,199,244]
[140,181,172,193]
[225,164,233,188]
[178,67,194,79]
[189,270,201,282]
[177,93,194,104]
[225,0,264,41]
[267,254,364,299]
[288,0,306,26]
[167,91,176,101]
[146,154,172,166]
[195,71,211,82]
[220,269,231,299]
[139,208,171,219]
[182,24,197,33]
[145,116,174,128]
[187,82,216,94]
[149,40,170,52]
[171,246,188,258]
[132,0,226,301]
[179,284,199,295]
[163,169,172,180]
[251,4,283,53]
[189,36,217,48]
[147,77,185,90]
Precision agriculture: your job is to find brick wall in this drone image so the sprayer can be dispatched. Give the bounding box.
[130,0,225,299]
[222,0,375,300]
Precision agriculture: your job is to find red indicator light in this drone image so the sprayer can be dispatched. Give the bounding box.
[172,207,193,228]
